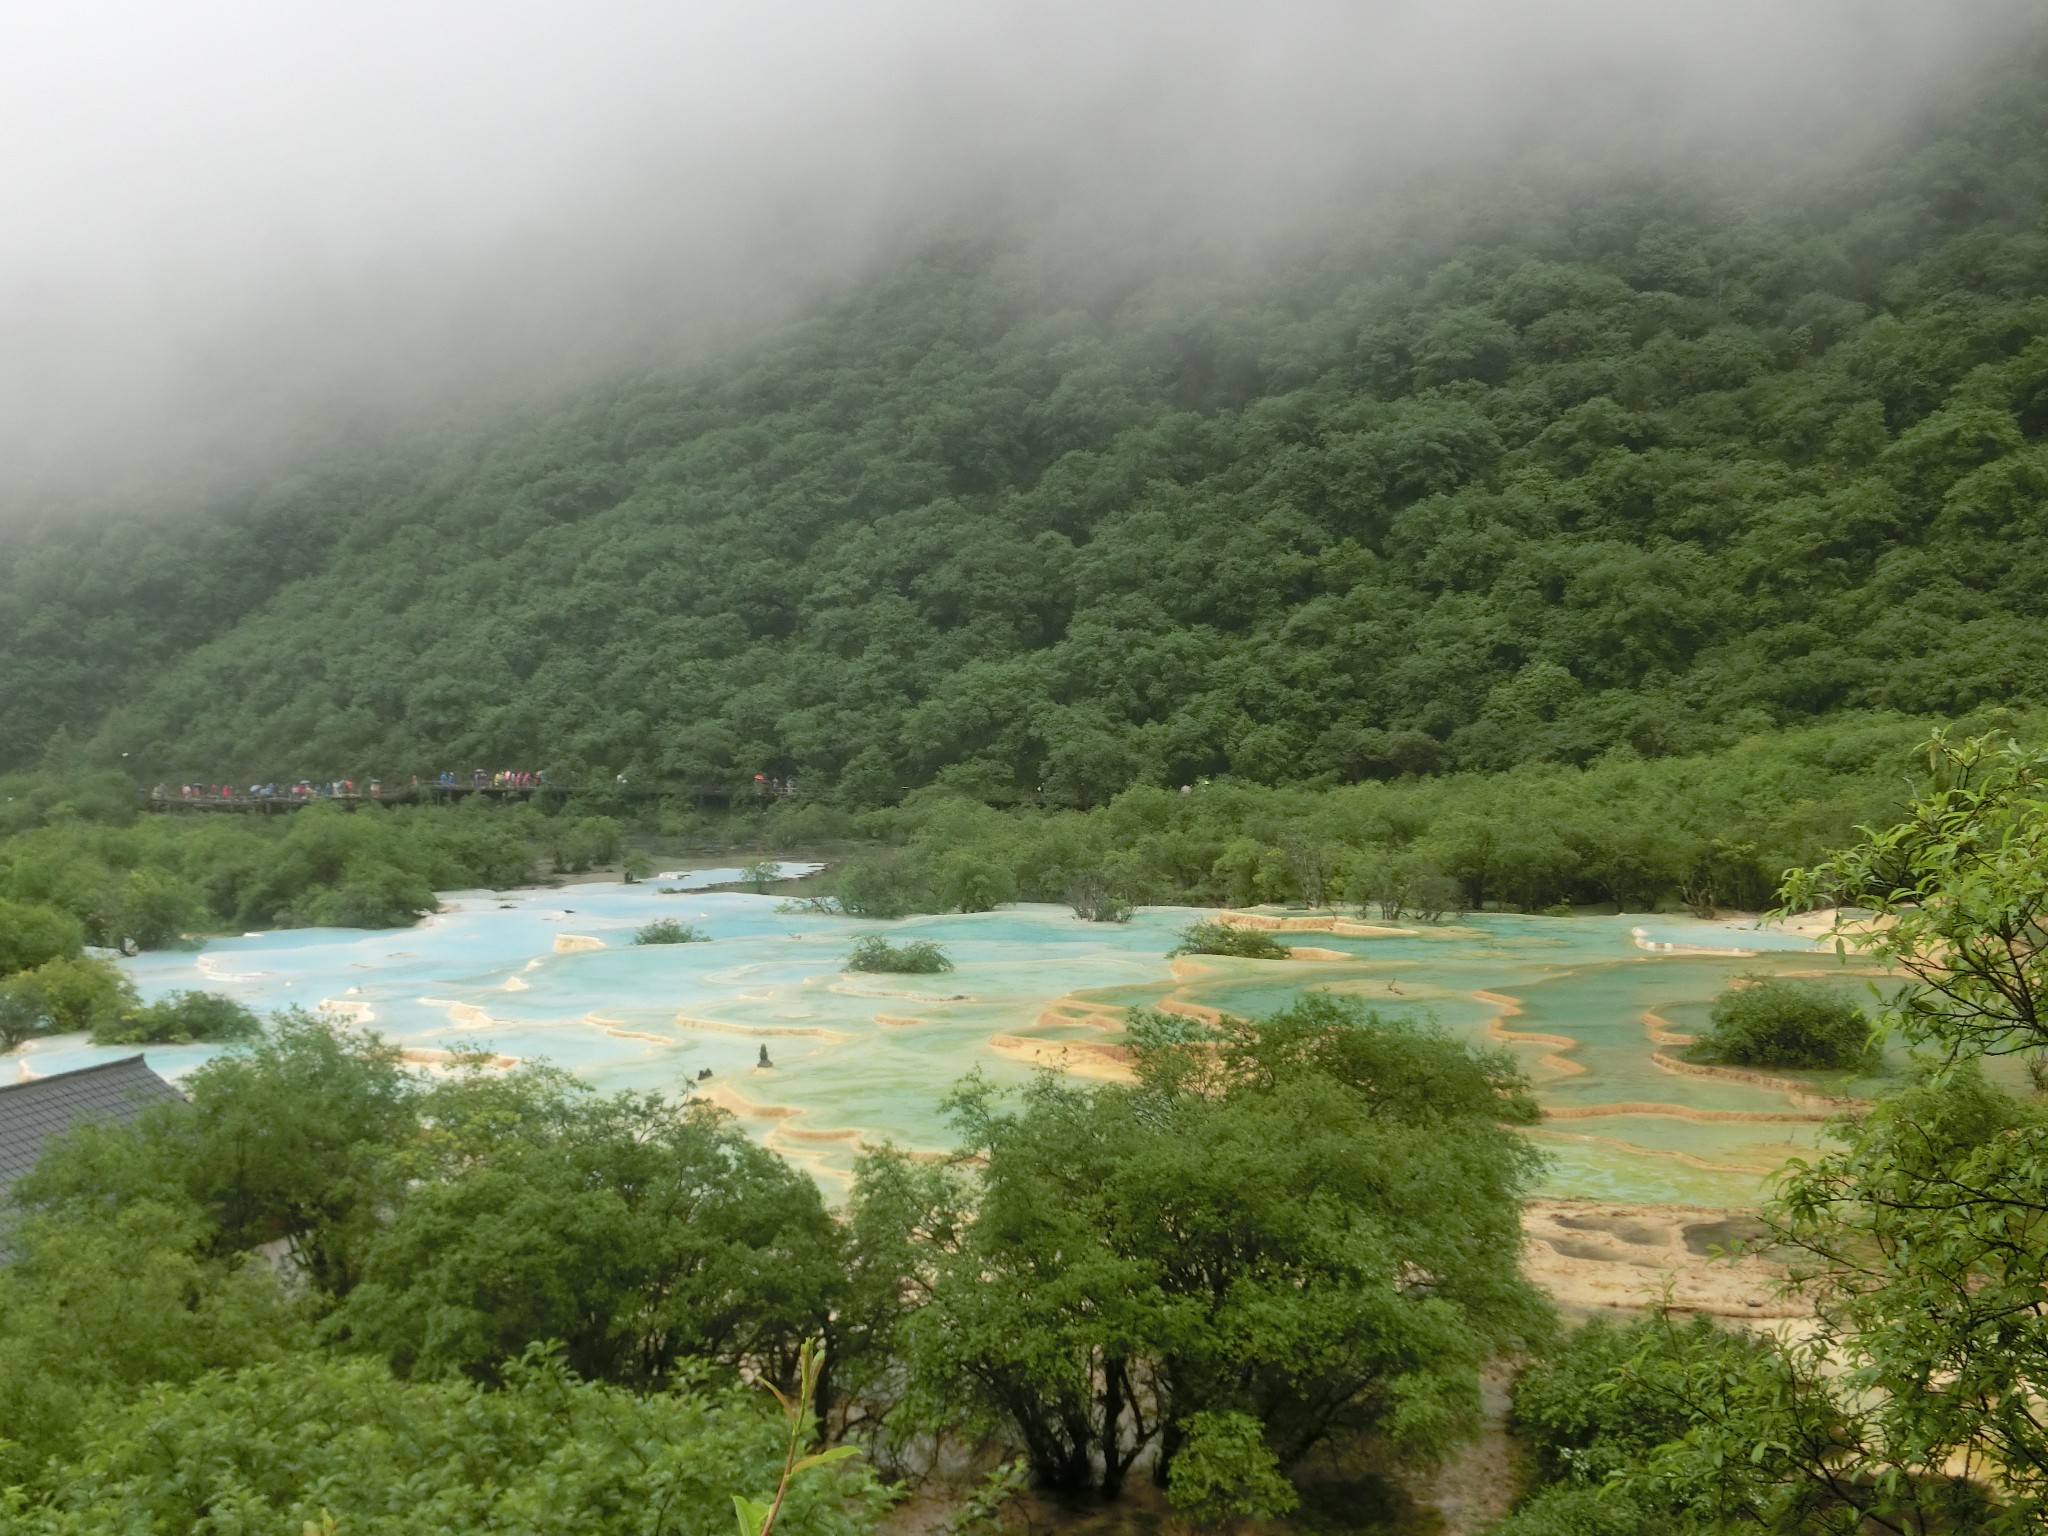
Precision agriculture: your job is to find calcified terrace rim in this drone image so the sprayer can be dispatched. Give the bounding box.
[5,888,1902,1205]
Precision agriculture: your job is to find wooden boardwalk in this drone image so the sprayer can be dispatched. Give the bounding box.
[144,781,809,813]
[149,784,554,813]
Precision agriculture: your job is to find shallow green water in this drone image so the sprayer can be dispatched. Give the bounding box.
[10,884,1903,1206]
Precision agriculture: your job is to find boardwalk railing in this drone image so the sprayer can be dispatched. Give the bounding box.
[144,780,822,812]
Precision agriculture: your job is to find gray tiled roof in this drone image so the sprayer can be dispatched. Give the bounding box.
[0,1055,184,1201]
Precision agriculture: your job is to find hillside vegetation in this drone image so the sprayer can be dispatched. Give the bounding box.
[5,46,2048,798]
[3,740,2046,1535]
[810,710,2037,917]
[0,999,1538,1529]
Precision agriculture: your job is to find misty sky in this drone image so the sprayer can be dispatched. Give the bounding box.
[0,1,2027,508]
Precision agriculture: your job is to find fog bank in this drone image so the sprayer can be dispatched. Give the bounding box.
[0,0,2028,512]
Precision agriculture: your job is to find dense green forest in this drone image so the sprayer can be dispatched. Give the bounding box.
[0,771,625,936]
[0,711,2036,993]
[3,739,2046,1533]
[0,775,629,1048]
[6,41,2048,796]
[806,708,2045,916]
[0,998,1540,1530]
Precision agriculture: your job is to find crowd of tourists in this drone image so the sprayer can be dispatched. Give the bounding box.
[438,769,547,790]
[153,770,555,804]
[149,767,801,805]
[159,779,380,801]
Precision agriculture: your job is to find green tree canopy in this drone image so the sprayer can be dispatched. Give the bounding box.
[1505,736,2048,1534]
[3,1350,888,1536]
[326,1087,846,1393]
[0,896,83,975]
[1693,976,1876,1071]
[0,1195,307,1486]
[863,994,1550,1499]
[6,40,2048,799]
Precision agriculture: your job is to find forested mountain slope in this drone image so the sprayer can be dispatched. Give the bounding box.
[6,45,2048,801]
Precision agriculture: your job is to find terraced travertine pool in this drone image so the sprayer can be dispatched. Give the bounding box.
[11,875,1901,1205]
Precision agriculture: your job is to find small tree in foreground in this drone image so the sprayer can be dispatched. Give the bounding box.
[6,1348,885,1536]
[734,1340,863,1536]
[858,993,1550,1499]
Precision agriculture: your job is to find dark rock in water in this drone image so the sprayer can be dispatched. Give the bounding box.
[697,1067,713,1080]
[1683,1215,1783,1259]
[757,1045,774,1069]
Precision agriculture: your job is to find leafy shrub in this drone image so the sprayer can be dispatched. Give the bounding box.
[842,935,954,974]
[293,864,440,929]
[1065,874,1131,923]
[1489,1483,1674,1536]
[834,857,931,919]
[94,991,263,1046]
[325,1094,845,1387]
[1169,920,1292,959]
[738,858,784,893]
[1694,976,1875,1069]
[934,853,1017,913]
[547,816,622,874]
[632,919,706,945]
[11,1350,888,1536]
[205,805,501,931]
[0,1196,310,1484]
[1512,1317,1719,1485]
[1164,1411,1298,1522]
[0,955,137,1048]
[90,868,199,950]
[1501,1315,1770,1536]
[937,1463,1027,1536]
[0,897,84,976]
[0,977,51,1051]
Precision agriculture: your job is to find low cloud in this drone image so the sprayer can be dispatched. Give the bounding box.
[0,0,2026,510]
